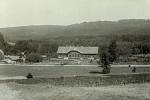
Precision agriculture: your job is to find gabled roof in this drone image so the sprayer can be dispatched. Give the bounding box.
[57,46,98,54]
[7,41,16,46]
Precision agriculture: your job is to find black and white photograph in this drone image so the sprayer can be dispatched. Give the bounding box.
[0,0,150,100]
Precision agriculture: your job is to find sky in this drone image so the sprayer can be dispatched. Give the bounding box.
[0,0,150,28]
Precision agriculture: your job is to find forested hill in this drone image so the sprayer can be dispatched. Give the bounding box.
[0,19,150,41]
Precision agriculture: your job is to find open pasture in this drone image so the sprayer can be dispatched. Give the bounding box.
[0,65,150,78]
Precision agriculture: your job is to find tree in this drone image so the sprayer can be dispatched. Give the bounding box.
[100,51,111,74]
[98,41,117,74]
[117,42,133,56]
[108,40,117,63]
[26,53,42,63]
[132,42,150,54]
[15,40,29,52]
[0,32,5,50]
[132,47,140,55]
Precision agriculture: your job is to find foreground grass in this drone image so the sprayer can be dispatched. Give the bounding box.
[0,82,148,100]
[0,84,23,100]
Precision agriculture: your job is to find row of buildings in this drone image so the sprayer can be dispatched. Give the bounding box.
[0,49,25,64]
[0,46,99,63]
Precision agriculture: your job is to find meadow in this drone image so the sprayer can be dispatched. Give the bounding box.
[0,65,150,78]
[0,82,149,100]
[0,65,150,100]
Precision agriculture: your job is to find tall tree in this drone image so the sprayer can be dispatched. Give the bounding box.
[100,51,111,74]
[108,40,117,63]
[0,32,5,50]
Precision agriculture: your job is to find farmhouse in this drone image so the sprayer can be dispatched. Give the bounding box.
[57,46,99,59]
[0,49,4,60]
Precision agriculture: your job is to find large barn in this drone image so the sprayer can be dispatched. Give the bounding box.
[57,46,99,59]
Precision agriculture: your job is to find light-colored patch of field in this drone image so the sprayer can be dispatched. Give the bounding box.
[3,82,150,100]
[0,75,27,80]
[0,83,23,100]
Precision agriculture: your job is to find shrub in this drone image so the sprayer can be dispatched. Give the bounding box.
[26,73,33,78]
[102,66,111,74]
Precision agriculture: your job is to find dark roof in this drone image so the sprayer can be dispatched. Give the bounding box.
[57,46,98,54]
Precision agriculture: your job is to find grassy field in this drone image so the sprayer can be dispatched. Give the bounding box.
[0,65,149,100]
[0,65,102,78]
[0,82,149,100]
[0,65,150,78]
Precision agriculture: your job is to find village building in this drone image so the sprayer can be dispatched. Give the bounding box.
[3,55,25,64]
[57,46,99,59]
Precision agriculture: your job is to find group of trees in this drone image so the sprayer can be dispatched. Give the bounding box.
[4,40,58,63]
[99,40,150,74]
[5,40,58,55]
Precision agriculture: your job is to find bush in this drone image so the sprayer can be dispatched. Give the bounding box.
[26,53,43,63]
[26,73,33,78]
[102,66,111,74]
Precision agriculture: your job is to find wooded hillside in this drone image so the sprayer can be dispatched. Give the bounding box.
[0,19,150,42]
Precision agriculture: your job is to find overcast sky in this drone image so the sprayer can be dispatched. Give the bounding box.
[0,0,150,28]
